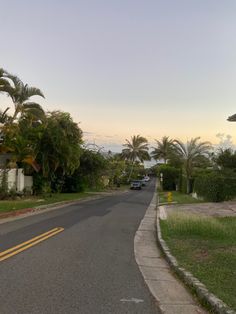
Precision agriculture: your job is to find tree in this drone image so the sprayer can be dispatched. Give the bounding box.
[0,108,11,124]
[0,69,45,122]
[106,153,126,186]
[0,68,11,123]
[151,136,175,164]
[62,149,108,192]
[1,112,44,170]
[31,111,83,193]
[227,114,236,122]
[38,111,83,177]
[173,137,212,193]
[122,135,150,181]
[215,148,236,170]
[0,68,11,95]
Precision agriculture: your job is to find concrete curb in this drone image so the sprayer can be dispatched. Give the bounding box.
[134,183,208,314]
[156,208,236,314]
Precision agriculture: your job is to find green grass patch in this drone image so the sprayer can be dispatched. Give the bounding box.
[158,190,203,204]
[161,213,236,310]
[0,185,129,214]
[0,192,91,213]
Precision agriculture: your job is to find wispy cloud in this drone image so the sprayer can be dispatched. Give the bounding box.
[215,133,236,149]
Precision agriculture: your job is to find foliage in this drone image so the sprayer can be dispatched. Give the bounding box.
[215,148,236,170]
[227,113,236,122]
[158,190,202,204]
[173,137,212,193]
[32,111,83,193]
[167,152,183,168]
[0,169,8,199]
[0,192,90,213]
[157,165,180,191]
[62,149,108,192]
[32,173,52,195]
[0,69,45,122]
[0,108,11,124]
[151,136,175,163]
[38,111,83,175]
[194,170,236,202]
[122,135,150,162]
[0,68,45,170]
[106,154,126,186]
[122,135,150,181]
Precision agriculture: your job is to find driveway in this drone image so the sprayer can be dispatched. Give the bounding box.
[165,201,236,217]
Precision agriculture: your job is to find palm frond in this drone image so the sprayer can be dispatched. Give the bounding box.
[24,86,45,99]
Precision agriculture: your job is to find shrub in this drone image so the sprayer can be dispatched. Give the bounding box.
[157,165,180,191]
[194,171,236,202]
[0,170,8,199]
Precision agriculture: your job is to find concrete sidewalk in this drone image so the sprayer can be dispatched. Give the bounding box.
[164,201,236,218]
[134,194,206,314]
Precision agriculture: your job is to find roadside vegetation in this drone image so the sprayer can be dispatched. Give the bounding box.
[0,192,90,213]
[0,68,151,213]
[160,212,236,310]
[158,190,202,204]
[1,67,236,310]
[2,67,236,213]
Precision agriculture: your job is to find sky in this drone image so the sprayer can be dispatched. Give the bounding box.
[1,0,236,152]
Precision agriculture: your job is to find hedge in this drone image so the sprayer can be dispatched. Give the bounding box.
[157,165,180,191]
[194,171,236,202]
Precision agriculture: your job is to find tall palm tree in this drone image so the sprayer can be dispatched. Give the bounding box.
[227,114,236,121]
[0,69,45,122]
[0,108,10,124]
[122,135,150,181]
[0,69,45,172]
[151,136,175,164]
[173,137,212,193]
[0,68,11,93]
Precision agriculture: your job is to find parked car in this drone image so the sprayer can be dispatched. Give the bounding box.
[143,176,150,182]
[130,180,142,190]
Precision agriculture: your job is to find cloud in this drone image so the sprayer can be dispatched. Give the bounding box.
[83,131,95,135]
[215,133,235,149]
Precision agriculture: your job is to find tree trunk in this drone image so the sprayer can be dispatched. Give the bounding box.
[186,177,191,194]
[128,162,135,182]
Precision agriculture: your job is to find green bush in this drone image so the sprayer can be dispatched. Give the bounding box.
[0,170,8,199]
[157,165,180,191]
[194,171,236,202]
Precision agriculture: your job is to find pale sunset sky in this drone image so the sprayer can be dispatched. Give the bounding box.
[1,0,236,152]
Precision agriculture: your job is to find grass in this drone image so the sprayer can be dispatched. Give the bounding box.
[0,185,129,214]
[160,212,236,311]
[0,193,90,213]
[158,190,203,204]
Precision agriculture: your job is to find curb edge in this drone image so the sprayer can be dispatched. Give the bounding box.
[156,207,236,314]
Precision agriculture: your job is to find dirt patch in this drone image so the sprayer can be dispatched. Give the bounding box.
[194,249,210,261]
[0,207,34,219]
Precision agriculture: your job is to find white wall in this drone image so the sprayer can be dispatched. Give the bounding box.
[0,168,33,192]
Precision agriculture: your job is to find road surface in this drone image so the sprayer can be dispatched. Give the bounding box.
[0,180,160,314]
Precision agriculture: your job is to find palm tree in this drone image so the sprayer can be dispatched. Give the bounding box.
[122,135,150,181]
[173,137,212,193]
[227,114,236,121]
[0,69,45,122]
[0,68,11,92]
[0,108,10,124]
[151,136,175,164]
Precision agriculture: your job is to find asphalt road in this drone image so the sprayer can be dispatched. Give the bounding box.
[0,180,160,314]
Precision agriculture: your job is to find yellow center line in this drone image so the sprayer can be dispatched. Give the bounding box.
[0,227,61,257]
[0,227,64,262]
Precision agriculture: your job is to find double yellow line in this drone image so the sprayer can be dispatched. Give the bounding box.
[0,227,64,262]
